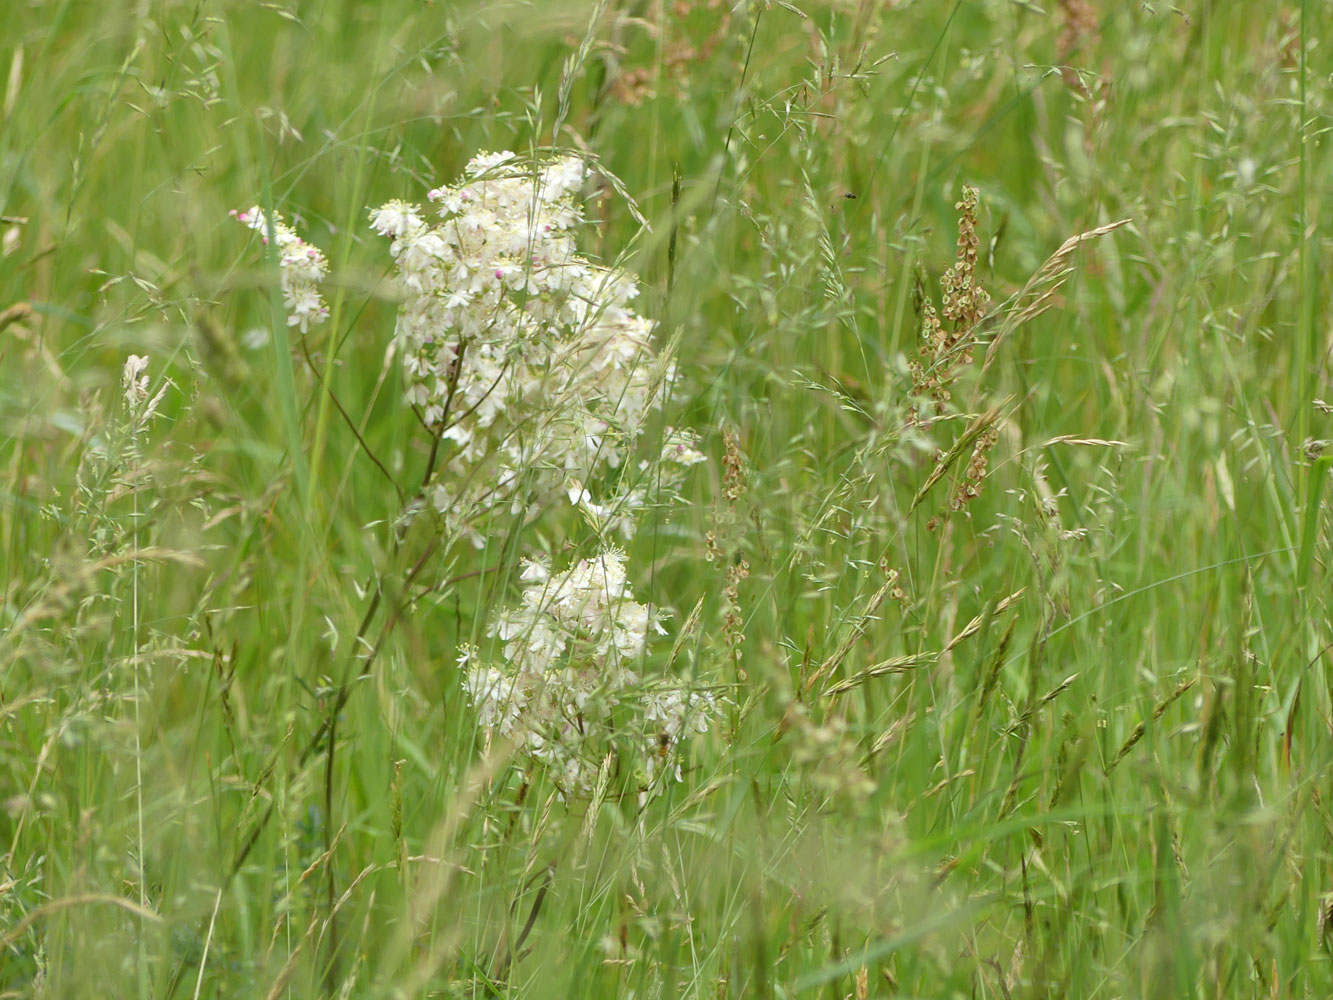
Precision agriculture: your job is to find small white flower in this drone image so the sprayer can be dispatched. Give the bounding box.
[231,206,329,332]
[465,150,517,175]
[519,557,550,583]
[368,199,424,239]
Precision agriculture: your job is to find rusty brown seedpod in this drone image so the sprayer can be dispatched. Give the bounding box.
[949,425,1000,514]
[722,555,750,651]
[940,186,990,337]
[722,429,746,504]
[911,185,992,418]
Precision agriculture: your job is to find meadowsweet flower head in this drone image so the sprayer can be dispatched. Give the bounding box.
[372,150,674,541]
[231,206,330,332]
[367,199,425,240]
[462,546,714,796]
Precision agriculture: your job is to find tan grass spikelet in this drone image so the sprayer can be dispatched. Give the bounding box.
[0,894,163,952]
[0,300,31,333]
[805,571,899,692]
[942,588,1026,654]
[1003,673,1082,738]
[981,218,1132,374]
[822,652,936,697]
[910,185,993,409]
[1040,434,1130,448]
[1104,678,1196,775]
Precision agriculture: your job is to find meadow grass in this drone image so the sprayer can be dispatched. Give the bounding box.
[2,1,1332,997]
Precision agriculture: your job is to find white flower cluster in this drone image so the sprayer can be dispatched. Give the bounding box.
[461,547,716,794]
[368,151,674,537]
[231,206,329,332]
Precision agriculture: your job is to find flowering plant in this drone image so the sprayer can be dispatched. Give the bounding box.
[232,149,717,797]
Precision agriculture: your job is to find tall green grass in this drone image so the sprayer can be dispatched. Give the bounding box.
[2,1,1330,997]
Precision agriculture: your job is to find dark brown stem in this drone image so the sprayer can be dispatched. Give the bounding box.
[422,339,467,491]
[299,339,404,502]
[493,863,554,983]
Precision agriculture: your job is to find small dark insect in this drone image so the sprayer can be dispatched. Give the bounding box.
[842,192,858,200]
[657,732,672,757]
